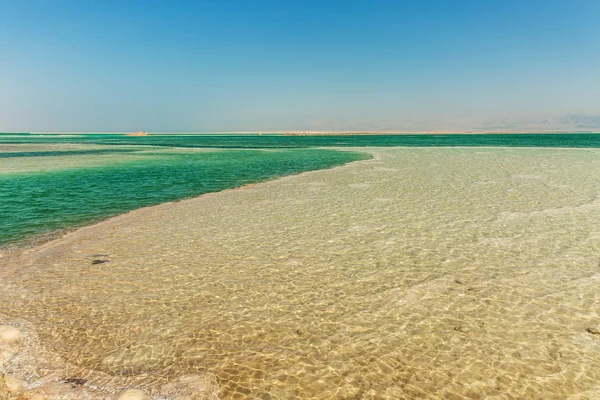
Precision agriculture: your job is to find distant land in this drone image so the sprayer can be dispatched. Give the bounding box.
[2,112,600,135]
[281,130,599,136]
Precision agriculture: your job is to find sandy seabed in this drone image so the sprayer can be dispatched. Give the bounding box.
[2,147,600,399]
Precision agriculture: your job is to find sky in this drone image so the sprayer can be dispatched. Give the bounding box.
[1,0,600,132]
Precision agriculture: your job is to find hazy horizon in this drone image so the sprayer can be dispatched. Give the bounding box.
[2,0,600,132]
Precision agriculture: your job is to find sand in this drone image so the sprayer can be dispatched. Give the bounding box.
[2,147,600,399]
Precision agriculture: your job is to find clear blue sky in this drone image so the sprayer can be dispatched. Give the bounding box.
[1,0,599,132]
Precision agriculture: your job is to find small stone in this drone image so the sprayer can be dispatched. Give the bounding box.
[0,325,21,344]
[1,350,15,364]
[92,259,109,265]
[0,375,9,398]
[117,388,150,400]
[454,325,469,333]
[586,327,600,336]
[4,374,25,394]
[63,377,87,386]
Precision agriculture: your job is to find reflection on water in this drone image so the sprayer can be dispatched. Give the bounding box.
[2,147,600,398]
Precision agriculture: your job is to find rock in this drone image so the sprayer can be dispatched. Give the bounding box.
[4,374,25,394]
[117,388,150,400]
[1,349,15,365]
[63,377,88,386]
[586,327,600,336]
[0,375,10,398]
[0,325,21,344]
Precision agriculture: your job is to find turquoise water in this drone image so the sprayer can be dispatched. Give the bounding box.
[0,148,138,158]
[2,132,600,148]
[0,147,368,245]
[3,132,600,247]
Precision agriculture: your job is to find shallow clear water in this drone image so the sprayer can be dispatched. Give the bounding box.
[3,147,600,398]
[0,145,367,245]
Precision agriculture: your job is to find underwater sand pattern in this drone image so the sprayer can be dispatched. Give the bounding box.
[2,147,600,398]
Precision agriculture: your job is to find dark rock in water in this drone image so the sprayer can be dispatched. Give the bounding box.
[586,327,600,336]
[63,377,87,386]
[91,259,108,265]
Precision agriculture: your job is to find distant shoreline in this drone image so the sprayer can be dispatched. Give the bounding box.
[281,131,600,136]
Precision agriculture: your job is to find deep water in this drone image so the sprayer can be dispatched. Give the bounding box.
[0,147,368,245]
[2,132,600,148]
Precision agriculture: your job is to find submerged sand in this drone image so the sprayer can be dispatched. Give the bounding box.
[2,147,600,399]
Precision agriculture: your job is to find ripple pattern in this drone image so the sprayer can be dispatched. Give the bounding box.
[2,147,600,398]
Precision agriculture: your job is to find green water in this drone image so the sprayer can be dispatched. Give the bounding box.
[2,132,600,148]
[0,147,368,245]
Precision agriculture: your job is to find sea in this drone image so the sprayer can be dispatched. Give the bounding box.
[2,133,600,399]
